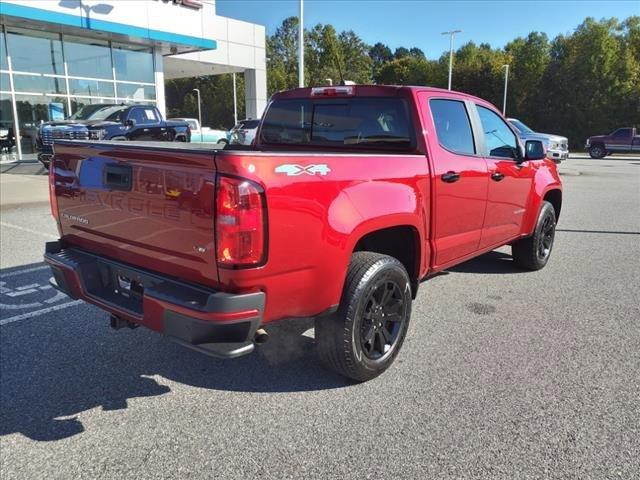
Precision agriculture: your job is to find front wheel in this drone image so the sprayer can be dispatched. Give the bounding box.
[512,201,557,271]
[588,144,606,159]
[315,252,412,382]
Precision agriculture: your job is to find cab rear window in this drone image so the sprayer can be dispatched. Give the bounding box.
[260,98,415,152]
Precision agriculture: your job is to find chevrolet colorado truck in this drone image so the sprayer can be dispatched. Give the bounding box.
[36,104,191,168]
[585,127,640,158]
[44,85,562,381]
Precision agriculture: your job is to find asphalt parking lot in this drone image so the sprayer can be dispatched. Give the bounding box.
[1,156,639,479]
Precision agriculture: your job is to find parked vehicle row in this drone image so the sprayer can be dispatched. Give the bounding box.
[36,105,259,167]
[36,104,190,168]
[45,85,561,382]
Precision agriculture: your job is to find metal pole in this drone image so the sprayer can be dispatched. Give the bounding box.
[193,88,202,142]
[442,30,462,91]
[232,73,238,125]
[298,0,304,88]
[502,64,509,116]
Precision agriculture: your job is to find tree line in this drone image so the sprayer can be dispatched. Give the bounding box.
[166,16,639,148]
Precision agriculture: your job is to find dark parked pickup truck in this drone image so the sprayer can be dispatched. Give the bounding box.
[36,104,190,167]
[45,85,562,381]
[585,127,640,158]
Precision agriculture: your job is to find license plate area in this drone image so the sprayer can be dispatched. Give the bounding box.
[84,261,148,316]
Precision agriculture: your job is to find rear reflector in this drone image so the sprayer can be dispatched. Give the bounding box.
[311,86,354,97]
[216,175,266,267]
[49,159,59,221]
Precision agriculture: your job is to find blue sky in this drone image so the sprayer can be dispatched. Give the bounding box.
[217,0,640,59]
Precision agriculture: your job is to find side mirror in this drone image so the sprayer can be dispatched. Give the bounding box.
[524,140,546,161]
[126,118,136,128]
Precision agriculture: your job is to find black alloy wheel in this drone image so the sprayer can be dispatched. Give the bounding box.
[359,279,406,361]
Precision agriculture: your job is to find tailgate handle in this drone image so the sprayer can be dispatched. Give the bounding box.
[104,164,132,191]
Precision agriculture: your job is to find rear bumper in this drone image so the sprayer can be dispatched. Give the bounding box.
[44,241,264,359]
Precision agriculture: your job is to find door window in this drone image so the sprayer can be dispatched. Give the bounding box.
[129,107,159,125]
[477,106,518,159]
[429,99,475,155]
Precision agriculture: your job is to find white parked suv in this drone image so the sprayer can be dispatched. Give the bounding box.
[508,118,569,163]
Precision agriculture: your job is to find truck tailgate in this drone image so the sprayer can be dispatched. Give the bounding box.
[52,141,219,286]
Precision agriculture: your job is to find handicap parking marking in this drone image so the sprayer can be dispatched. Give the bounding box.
[0,300,84,326]
[0,264,84,324]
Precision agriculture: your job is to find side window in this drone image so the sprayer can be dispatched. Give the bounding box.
[612,129,630,139]
[477,105,518,159]
[429,99,475,155]
[129,107,159,125]
[128,108,147,125]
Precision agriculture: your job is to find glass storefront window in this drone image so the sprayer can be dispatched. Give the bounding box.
[6,28,64,75]
[12,74,66,94]
[117,83,155,100]
[15,94,68,153]
[69,78,115,97]
[113,43,154,83]
[1,29,8,71]
[1,92,17,158]
[1,73,10,92]
[70,97,114,116]
[64,36,112,79]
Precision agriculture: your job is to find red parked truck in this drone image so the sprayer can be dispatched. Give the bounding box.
[585,127,640,158]
[45,85,562,381]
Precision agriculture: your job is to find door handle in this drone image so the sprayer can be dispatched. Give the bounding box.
[491,172,505,181]
[441,171,460,183]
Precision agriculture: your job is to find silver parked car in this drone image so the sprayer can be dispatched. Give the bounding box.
[508,118,569,163]
[229,119,260,145]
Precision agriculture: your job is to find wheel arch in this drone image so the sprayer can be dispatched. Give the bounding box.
[351,223,422,298]
[543,188,562,221]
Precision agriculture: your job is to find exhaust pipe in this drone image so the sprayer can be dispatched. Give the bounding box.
[110,314,139,330]
[254,328,269,344]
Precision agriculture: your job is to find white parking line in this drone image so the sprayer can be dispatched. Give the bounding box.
[0,221,57,240]
[0,265,50,278]
[0,300,84,326]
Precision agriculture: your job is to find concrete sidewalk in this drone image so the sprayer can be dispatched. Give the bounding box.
[1,162,49,209]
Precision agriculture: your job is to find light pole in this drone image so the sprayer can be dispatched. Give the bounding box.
[232,73,238,125]
[298,0,304,88]
[192,88,202,142]
[502,64,509,116]
[441,30,462,90]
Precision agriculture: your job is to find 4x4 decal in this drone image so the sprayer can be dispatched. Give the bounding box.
[275,164,331,176]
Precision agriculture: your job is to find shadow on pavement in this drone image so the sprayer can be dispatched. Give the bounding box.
[447,250,524,275]
[0,262,349,442]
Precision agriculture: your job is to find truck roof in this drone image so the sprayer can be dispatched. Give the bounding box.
[271,85,487,103]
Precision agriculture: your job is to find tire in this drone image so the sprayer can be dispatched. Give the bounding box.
[512,201,557,271]
[588,144,606,159]
[315,252,412,382]
[217,139,228,146]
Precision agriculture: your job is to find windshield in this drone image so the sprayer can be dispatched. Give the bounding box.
[68,105,127,122]
[509,119,534,134]
[260,98,414,151]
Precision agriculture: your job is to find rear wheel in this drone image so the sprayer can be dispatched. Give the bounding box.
[217,138,228,146]
[512,201,556,271]
[588,144,606,159]
[315,252,412,382]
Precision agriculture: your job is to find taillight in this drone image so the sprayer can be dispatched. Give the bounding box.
[216,175,266,267]
[49,160,59,221]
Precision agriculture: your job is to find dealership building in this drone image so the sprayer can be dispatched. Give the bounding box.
[0,0,267,160]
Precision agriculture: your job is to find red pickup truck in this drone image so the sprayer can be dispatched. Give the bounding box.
[586,127,640,158]
[45,85,562,381]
